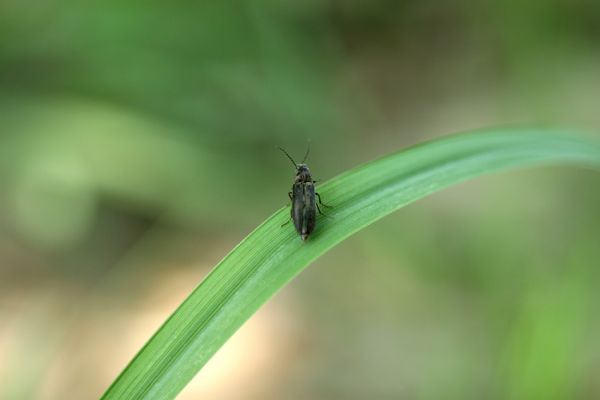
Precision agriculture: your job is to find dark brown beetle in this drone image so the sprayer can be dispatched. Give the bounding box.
[279,145,329,241]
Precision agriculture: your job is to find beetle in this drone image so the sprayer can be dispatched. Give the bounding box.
[279,144,329,241]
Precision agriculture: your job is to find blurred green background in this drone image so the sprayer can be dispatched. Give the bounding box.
[1,1,600,399]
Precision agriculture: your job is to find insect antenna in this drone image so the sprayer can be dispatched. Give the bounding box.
[277,146,298,169]
[301,140,311,163]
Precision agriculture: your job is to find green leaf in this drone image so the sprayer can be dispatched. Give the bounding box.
[101,128,600,400]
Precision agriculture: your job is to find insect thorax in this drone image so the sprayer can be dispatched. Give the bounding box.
[295,164,313,183]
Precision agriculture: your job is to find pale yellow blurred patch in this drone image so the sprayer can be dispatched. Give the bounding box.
[0,264,306,400]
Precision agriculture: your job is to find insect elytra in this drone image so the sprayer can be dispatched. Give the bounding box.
[279,144,329,241]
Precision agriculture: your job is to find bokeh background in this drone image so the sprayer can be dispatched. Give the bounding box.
[2,1,600,399]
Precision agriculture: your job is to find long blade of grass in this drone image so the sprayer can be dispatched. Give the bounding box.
[102,128,600,400]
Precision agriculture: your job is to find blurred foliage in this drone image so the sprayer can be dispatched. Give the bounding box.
[1,0,600,399]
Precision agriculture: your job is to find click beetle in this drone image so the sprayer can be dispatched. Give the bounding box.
[279,144,329,241]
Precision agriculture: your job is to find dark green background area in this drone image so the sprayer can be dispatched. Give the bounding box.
[1,1,600,399]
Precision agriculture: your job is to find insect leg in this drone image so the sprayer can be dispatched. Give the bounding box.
[316,203,324,215]
[316,192,331,208]
[283,193,293,227]
[316,203,331,218]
